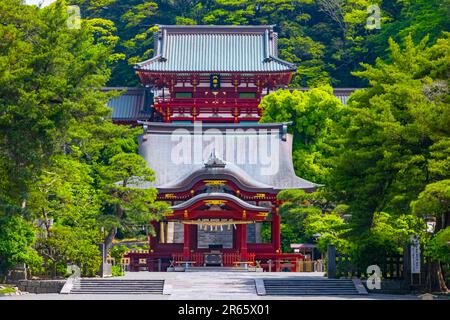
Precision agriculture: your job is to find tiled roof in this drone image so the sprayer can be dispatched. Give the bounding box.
[135,25,296,73]
[103,88,152,122]
[292,88,358,105]
[134,122,318,191]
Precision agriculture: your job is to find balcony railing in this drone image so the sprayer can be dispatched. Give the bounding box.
[154,97,261,108]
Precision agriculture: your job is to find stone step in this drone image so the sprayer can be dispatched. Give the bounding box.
[184,267,254,272]
[264,292,361,295]
[72,288,163,291]
[78,280,162,282]
[262,279,362,296]
[73,287,164,290]
[75,284,164,287]
[69,279,164,295]
[76,284,163,286]
[264,284,356,287]
[70,291,162,294]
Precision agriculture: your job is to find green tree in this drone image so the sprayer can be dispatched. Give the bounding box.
[0,0,118,210]
[28,156,103,277]
[369,0,450,59]
[100,153,171,252]
[0,215,42,277]
[412,180,450,292]
[350,212,425,275]
[277,189,350,253]
[0,1,165,278]
[259,86,343,184]
[304,209,351,254]
[330,34,450,232]
[60,0,450,87]
[72,0,159,85]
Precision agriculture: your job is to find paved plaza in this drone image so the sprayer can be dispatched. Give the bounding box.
[0,272,434,300]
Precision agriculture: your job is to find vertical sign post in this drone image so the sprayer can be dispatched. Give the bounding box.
[410,235,421,285]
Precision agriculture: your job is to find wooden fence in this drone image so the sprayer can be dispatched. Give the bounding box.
[328,245,405,279]
[171,252,255,267]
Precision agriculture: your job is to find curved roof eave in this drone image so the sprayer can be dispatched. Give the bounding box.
[157,164,277,193]
[170,192,271,212]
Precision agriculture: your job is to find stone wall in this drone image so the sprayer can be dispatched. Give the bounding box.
[362,279,411,294]
[5,264,27,283]
[17,280,66,294]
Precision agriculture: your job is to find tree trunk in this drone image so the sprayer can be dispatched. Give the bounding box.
[104,227,117,254]
[52,262,57,279]
[427,260,449,293]
[104,204,125,255]
[438,262,449,293]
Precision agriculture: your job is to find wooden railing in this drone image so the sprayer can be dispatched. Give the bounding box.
[154,97,261,107]
[327,245,406,279]
[223,253,240,266]
[170,252,255,267]
[191,252,204,266]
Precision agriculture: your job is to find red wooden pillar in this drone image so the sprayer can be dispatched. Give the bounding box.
[183,223,190,260]
[149,221,159,250]
[272,205,281,253]
[192,106,197,122]
[240,224,248,261]
[235,224,241,251]
[189,224,197,251]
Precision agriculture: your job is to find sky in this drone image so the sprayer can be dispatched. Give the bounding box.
[24,0,57,7]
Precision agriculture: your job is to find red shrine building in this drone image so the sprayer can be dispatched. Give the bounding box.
[124,25,318,272]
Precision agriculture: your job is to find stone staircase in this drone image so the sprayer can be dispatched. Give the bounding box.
[261,278,367,296]
[164,273,257,298]
[69,279,164,294]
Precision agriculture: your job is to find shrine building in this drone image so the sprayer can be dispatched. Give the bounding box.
[124,25,319,272]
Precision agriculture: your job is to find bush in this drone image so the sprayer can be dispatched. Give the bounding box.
[111,265,124,277]
[0,215,42,275]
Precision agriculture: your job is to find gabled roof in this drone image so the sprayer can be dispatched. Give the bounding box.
[135,25,296,73]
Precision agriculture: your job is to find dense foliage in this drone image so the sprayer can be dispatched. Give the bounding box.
[0,0,169,278]
[266,34,449,291]
[0,1,448,292]
[259,86,342,184]
[69,0,450,87]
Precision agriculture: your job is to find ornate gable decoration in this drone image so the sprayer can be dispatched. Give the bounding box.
[204,150,226,169]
